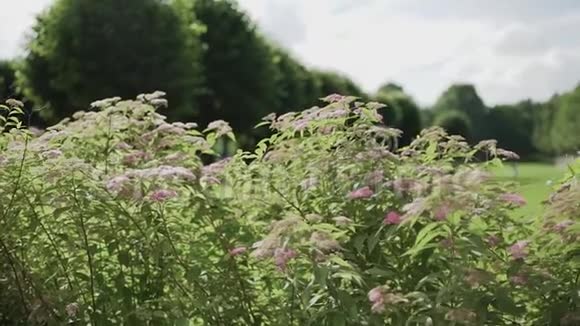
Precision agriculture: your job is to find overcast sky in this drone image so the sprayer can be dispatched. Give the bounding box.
[1,0,580,105]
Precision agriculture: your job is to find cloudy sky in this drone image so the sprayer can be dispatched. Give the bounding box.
[1,0,580,105]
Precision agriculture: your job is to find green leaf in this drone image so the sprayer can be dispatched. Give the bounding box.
[404,223,444,257]
[326,311,346,326]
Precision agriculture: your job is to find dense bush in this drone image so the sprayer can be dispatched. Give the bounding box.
[374,83,422,146]
[433,84,487,142]
[18,0,203,123]
[433,110,472,141]
[0,93,578,325]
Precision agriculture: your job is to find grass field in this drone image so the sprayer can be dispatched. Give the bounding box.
[491,162,568,217]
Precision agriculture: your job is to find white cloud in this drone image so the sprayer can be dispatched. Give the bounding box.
[0,0,52,58]
[2,0,580,105]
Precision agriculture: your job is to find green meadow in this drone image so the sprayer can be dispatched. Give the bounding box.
[492,162,568,217]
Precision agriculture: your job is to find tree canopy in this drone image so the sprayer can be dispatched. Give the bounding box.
[433,84,487,141]
[18,0,203,123]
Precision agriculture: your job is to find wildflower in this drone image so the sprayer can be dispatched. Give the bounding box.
[149,189,178,202]
[292,119,309,131]
[106,175,130,193]
[273,248,297,271]
[496,149,520,160]
[300,176,318,190]
[250,239,278,259]
[322,93,344,103]
[332,216,353,226]
[150,98,168,109]
[366,102,387,110]
[310,232,341,252]
[228,247,247,257]
[206,120,232,136]
[163,152,186,164]
[202,158,231,176]
[391,178,422,195]
[383,211,402,225]
[41,149,62,159]
[368,287,386,313]
[262,113,276,121]
[348,186,374,199]
[306,214,323,223]
[6,98,24,108]
[553,220,574,233]
[508,240,529,260]
[318,108,349,119]
[90,96,121,109]
[65,302,79,318]
[365,170,384,186]
[129,165,195,181]
[402,197,427,218]
[367,286,407,314]
[433,203,451,221]
[445,308,477,323]
[122,151,149,166]
[499,193,527,207]
[115,142,132,150]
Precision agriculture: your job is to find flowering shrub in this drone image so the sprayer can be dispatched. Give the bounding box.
[0,93,578,325]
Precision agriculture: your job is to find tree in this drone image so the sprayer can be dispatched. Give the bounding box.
[486,101,538,159]
[433,84,487,141]
[270,46,321,113]
[433,110,472,139]
[0,61,17,101]
[313,70,365,99]
[18,0,202,123]
[551,86,580,154]
[183,0,280,143]
[532,95,559,155]
[374,83,422,146]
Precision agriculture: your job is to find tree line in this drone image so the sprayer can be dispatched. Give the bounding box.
[0,0,578,157]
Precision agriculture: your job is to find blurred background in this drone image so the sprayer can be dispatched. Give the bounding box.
[0,0,579,159]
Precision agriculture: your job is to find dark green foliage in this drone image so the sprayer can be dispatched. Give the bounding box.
[0,61,17,100]
[271,47,321,113]
[552,86,580,154]
[433,84,487,140]
[313,70,366,99]
[487,101,538,159]
[18,0,202,123]
[374,83,422,146]
[433,110,472,139]
[189,0,280,142]
[532,95,559,155]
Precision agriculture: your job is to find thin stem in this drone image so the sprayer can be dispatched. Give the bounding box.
[0,237,29,315]
[269,182,305,217]
[71,180,97,324]
[23,193,75,292]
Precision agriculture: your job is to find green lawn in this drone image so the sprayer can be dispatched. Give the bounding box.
[491,162,567,217]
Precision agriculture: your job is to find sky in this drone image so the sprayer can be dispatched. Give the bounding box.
[1,0,580,106]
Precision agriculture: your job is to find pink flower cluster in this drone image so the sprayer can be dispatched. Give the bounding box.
[274,248,297,271]
[433,203,452,221]
[499,193,527,207]
[207,120,232,136]
[149,189,178,202]
[383,211,402,225]
[127,165,195,181]
[228,247,247,257]
[367,286,407,313]
[509,240,529,260]
[348,186,374,199]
